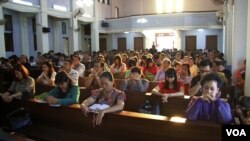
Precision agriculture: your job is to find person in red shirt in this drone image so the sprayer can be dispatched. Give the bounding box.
[152,68,184,102]
[143,58,158,81]
[235,60,246,92]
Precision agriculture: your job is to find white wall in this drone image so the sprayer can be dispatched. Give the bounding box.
[231,0,247,73]
[113,0,222,18]
[97,1,112,19]
[108,32,145,50]
[110,0,123,18]
[181,29,223,52]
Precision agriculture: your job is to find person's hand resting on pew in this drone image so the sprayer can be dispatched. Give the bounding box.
[80,72,125,126]
[152,68,184,103]
[45,95,59,105]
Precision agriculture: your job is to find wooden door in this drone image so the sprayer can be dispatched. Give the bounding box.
[134,37,143,51]
[185,36,196,51]
[118,37,126,51]
[206,35,218,50]
[99,38,107,52]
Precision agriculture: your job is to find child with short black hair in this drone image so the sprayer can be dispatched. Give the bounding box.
[186,73,232,124]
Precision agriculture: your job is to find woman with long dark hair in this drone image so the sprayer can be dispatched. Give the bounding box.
[110,54,127,73]
[36,61,56,86]
[152,68,184,102]
[36,71,79,106]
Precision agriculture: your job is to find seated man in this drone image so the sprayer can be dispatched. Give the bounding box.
[85,60,105,89]
[35,71,79,106]
[121,66,149,93]
[186,73,232,124]
[188,59,212,96]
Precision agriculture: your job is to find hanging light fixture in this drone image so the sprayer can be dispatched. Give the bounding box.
[137,0,147,24]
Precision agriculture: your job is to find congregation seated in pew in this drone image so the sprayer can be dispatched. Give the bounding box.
[0,64,35,103]
[36,61,56,86]
[120,66,149,93]
[186,73,233,124]
[35,71,79,106]
[80,71,125,125]
[152,68,184,102]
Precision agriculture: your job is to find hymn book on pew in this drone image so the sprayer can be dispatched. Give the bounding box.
[34,98,60,107]
[89,104,110,112]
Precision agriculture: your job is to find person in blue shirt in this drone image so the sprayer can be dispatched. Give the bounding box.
[36,71,79,106]
[186,73,232,124]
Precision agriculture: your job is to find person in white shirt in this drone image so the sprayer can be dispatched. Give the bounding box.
[72,55,85,78]
[36,61,56,86]
[61,59,79,86]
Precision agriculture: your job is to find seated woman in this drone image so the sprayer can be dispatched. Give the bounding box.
[85,60,105,89]
[152,68,184,102]
[0,64,35,103]
[80,71,125,126]
[36,61,56,86]
[143,58,158,81]
[110,54,127,79]
[186,73,232,124]
[154,59,171,82]
[121,66,149,93]
[35,71,79,106]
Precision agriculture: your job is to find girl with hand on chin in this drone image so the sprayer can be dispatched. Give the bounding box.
[81,71,126,126]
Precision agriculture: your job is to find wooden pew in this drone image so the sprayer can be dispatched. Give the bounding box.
[78,77,89,87]
[0,99,221,141]
[35,83,54,95]
[29,68,42,79]
[124,93,191,117]
[0,129,34,141]
[35,82,190,117]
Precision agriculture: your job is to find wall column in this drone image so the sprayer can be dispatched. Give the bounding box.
[69,0,79,55]
[19,14,30,57]
[91,0,99,53]
[230,0,247,76]
[224,0,234,67]
[245,1,250,96]
[0,6,6,57]
[53,20,60,53]
[36,0,49,54]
